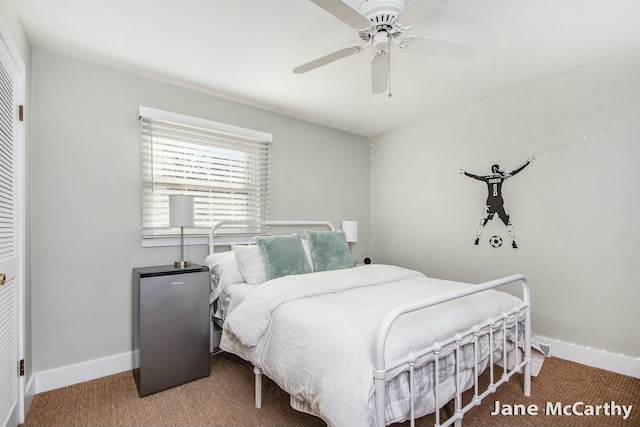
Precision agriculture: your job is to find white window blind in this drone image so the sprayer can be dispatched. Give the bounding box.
[139,107,271,240]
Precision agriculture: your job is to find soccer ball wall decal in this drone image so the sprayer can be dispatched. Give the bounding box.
[489,235,503,248]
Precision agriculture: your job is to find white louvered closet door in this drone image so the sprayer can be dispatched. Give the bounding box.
[0,19,23,427]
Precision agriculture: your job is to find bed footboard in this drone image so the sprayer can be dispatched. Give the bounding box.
[373,274,532,427]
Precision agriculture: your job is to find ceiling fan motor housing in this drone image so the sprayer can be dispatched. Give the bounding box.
[357,0,410,42]
[358,0,406,23]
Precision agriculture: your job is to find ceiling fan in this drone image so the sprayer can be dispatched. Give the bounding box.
[293,0,477,95]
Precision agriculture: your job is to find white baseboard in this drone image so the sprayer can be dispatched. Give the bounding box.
[34,351,134,394]
[30,338,640,396]
[537,336,640,379]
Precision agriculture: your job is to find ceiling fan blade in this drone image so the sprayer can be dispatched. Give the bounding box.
[400,36,477,59]
[309,0,371,29]
[371,51,389,94]
[293,45,363,74]
[397,0,448,27]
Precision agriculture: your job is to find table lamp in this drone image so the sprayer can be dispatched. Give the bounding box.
[341,220,358,251]
[170,195,194,268]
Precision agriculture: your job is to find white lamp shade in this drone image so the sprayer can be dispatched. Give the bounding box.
[341,220,358,243]
[169,195,194,227]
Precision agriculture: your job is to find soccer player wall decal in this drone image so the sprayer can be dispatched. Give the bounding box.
[460,155,535,248]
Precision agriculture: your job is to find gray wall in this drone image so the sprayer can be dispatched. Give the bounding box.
[30,49,370,373]
[371,50,640,357]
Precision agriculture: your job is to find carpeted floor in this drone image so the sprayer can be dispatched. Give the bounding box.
[22,352,640,427]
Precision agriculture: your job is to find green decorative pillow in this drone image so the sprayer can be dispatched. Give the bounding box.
[306,230,355,272]
[255,234,312,281]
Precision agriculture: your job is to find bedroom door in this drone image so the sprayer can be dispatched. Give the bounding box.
[0,16,25,427]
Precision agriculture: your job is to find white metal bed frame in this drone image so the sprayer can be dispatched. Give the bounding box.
[207,220,334,254]
[207,221,532,427]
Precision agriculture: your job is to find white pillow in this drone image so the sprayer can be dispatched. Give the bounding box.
[204,251,245,300]
[234,245,267,285]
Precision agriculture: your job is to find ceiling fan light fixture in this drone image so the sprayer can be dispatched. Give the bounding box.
[373,31,390,50]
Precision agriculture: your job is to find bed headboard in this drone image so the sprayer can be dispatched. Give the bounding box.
[208,220,335,254]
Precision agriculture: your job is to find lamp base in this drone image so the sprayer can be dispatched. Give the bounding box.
[174,260,192,268]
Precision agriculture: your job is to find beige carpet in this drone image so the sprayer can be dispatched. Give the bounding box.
[22,352,640,427]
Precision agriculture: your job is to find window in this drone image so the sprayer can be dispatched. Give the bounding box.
[139,107,271,244]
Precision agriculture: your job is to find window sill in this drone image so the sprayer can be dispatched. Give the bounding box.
[142,236,209,248]
[142,234,257,248]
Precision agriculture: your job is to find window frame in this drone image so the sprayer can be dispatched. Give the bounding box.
[139,106,271,247]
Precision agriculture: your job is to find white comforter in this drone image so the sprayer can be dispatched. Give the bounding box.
[221,265,533,427]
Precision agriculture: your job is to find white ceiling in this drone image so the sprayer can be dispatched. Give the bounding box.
[14,0,640,137]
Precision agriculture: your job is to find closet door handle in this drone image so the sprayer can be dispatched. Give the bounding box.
[0,273,5,286]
